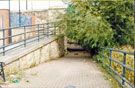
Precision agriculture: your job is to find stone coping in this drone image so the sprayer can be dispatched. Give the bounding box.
[0,36,57,65]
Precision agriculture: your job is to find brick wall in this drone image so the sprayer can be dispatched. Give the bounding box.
[0,9,10,44]
[0,9,9,29]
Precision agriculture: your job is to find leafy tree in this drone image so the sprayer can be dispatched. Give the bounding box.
[56,0,134,55]
[98,1,134,46]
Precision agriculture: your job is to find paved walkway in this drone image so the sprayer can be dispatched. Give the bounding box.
[2,51,111,88]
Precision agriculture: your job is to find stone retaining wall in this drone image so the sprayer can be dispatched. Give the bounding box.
[0,37,65,74]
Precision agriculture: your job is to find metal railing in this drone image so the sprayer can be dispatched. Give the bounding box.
[0,22,57,56]
[100,47,134,88]
[0,62,5,81]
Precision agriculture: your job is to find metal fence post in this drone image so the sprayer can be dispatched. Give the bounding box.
[122,53,126,85]
[47,23,49,37]
[2,29,5,56]
[43,24,45,36]
[109,50,112,72]
[24,26,26,47]
[0,62,6,81]
[38,24,40,41]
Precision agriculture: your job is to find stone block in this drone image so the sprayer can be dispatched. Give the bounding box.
[50,41,59,59]
[40,44,50,63]
[5,61,19,74]
[19,53,34,69]
[33,49,41,65]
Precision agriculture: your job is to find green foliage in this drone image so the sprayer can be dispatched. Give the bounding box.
[98,1,134,46]
[57,34,65,39]
[56,0,134,54]
[93,54,102,62]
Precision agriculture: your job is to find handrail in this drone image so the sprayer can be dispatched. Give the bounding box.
[100,47,134,88]
[0,22,54,31]
[0,22,57,56]
[101,47,134,55]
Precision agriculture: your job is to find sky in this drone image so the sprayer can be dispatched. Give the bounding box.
[0,1,68,11]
